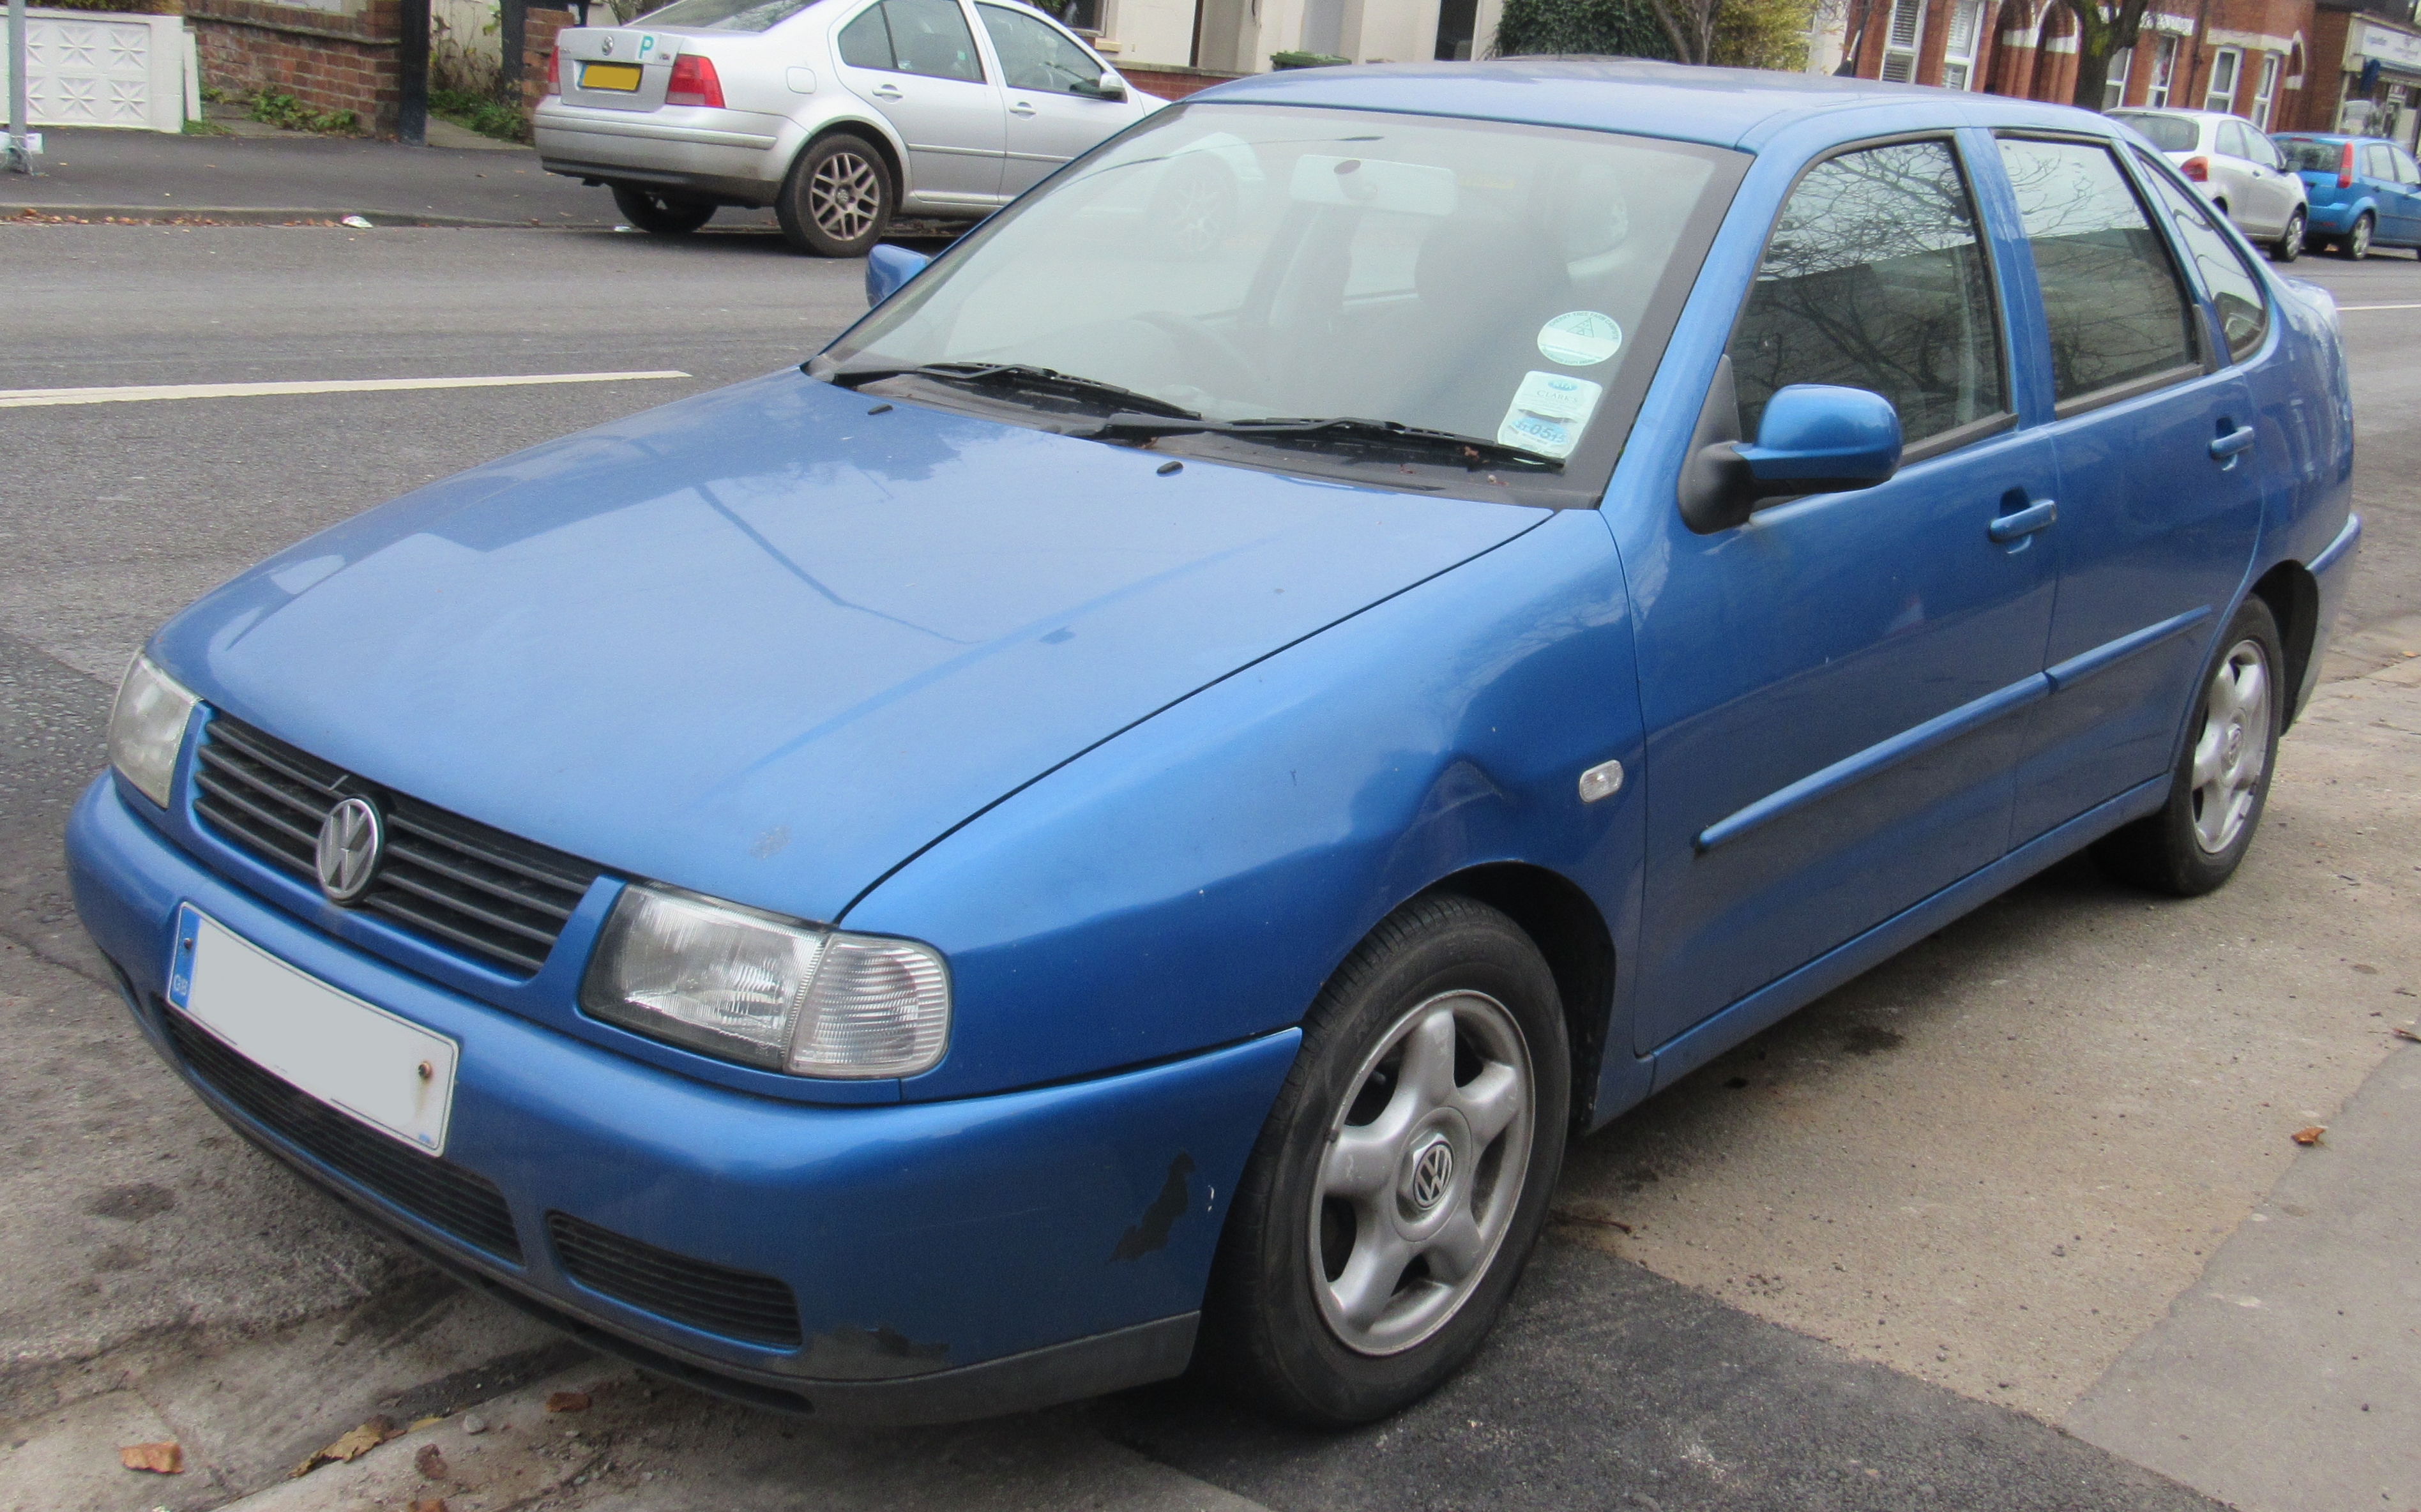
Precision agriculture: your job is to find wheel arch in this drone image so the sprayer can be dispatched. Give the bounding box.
[2250,557,2321,730]
[797,114,906,200]
[1417,862,1615,1131]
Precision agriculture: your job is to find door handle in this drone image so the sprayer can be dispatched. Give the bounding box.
[1989,498,2058,543]
[870,83,903,100]
[2210,424,2257,461]
[1009,100,1036,116]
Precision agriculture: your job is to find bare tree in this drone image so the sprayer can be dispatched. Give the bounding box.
[2060,0,2155,111]
[1641,0,1720,63]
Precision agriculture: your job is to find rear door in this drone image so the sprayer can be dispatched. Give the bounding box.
[1999,137,2264,842]
[2213,120,2275,234]
[833,0,1006,204]
[975,4,1136,196]
[2227,121,2299,234]
[2385,144,2421,243]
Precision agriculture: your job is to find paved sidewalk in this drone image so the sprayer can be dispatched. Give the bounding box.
[2,127,624,227]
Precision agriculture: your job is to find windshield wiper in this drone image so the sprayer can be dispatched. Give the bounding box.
[1077,412,1562,471]
[825,361,1201,421]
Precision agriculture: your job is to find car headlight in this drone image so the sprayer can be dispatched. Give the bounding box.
[107,653,199,808]
[579,884,950,1078]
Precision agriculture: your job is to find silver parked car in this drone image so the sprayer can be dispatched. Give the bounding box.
[535,0,1158,255]
[2108,107,2309,261]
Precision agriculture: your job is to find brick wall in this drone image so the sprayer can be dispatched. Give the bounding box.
[188,0,402,135]
[1118,63,1243,100]
[522,5,575,118]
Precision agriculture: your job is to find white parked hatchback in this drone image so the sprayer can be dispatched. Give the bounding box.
[535,0,1158,254]
[2107,107,2310,261]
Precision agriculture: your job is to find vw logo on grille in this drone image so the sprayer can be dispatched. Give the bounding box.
[315,796,384,904]
[1408,1138,1455,1211]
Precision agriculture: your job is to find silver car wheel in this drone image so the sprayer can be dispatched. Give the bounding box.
[808,150,883,243]
[1309,989,1533,1357]
[2351,214,2373,258]
[2190,637,2270,854]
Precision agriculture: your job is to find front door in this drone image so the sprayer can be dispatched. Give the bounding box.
[975,4,1132,197]
[1996,137,2267,842]
[1624,137,2061,1054]
[834,0,1006,204]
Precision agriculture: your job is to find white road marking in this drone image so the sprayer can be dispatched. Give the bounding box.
[0,371,693,409]
[2337,302,2421,312]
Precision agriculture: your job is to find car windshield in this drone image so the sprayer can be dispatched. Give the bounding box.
[817,103,1743,507]
[2277,138,2343,173]
[2114,112,2200,153]
[635,0,824,31]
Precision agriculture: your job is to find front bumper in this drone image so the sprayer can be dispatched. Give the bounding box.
[68,775,1298,1422]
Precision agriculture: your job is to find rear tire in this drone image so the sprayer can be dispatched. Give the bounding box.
[777,133,892,258]
[1201,893,1570,1427]
[2272,209,2304,262]
[2090,596,2283,897]
[610,185,717,235]
[2341,212,2374,260]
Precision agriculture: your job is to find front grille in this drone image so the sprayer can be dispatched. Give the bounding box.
[165,1006,524,1262]
[191,714,603,976]
[547,1211,803,1348]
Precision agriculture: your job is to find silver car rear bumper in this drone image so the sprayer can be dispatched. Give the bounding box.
[536,101,791,204]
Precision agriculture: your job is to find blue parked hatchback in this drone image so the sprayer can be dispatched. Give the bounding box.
[72,60,2359,1427]
[2273,132,2421,257]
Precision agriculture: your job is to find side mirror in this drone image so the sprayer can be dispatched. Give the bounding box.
[864,243,931,307]
[1678,362,1903,534]
[1072,70,1126,100]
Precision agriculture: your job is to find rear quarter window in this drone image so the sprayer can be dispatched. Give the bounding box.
[2115,113,2201,153]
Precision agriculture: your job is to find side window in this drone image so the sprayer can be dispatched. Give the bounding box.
[2249,132,2284,170]
[2396,147,2421,185]
[2363,143,2396,181]
[978,4,1100,93]
[1996,137,2199,405]
[841,0,985,80]
[2219,121,2254,160]
[2135,149,2270,361]
[1726,140,2008,447]
[837,4,893,68]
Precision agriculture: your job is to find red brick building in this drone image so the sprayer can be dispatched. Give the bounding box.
[1839,0,2421,149]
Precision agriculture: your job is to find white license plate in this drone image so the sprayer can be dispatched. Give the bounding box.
[167,905,459,1156]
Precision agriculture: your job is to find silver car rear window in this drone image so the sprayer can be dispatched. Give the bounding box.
[637,0,826,31]
[2113,112,2199,153]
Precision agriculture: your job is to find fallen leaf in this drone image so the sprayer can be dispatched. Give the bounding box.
[409,1500,450,1512]
[409,1415,448,1432]
[2292,1126,2326,1146]
[289,1416,400,1478]
[119,1441,182,1474]
[544,1391,591,1414]
[2392,1025,2420,1043]
[416,1442,450,1480]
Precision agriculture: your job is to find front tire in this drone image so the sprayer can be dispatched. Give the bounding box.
[2090,596,2283,896]
[610,185,717,235]
[2341,212,2374,260]
[2272,209,2304,262]
[777,133,892,258]
[1203,894,1570,1426]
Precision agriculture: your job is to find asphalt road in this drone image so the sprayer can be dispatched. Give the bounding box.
[3,223,2417,1512]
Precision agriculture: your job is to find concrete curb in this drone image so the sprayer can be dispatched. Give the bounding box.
[2,204,605,228]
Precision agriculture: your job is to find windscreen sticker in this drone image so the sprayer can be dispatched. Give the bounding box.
[1497,370,1604,460]
[1537,310,1623,367]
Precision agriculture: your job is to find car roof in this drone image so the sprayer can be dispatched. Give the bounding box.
[2111,107,2230,120]
[1192,56,2119,153]
[2275,131,2392,144]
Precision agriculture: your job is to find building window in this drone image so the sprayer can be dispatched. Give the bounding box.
[1939,0,1985,89]
[2249,52,2281,128]
[1880,0,1926,83]
[2203,46,2242,114]
[2146,33,2178,106]
[2105,45,2133,109]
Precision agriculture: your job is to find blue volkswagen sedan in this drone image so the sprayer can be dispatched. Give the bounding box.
[70,61,2358,1427]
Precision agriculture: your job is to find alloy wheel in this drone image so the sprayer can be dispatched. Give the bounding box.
[2351,215,2373,258]
[1309,990,1534,1356]
[2190,638,2270,854]
[809,151,882,243]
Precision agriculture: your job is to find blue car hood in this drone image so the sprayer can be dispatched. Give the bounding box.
[156,370,1545,921]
